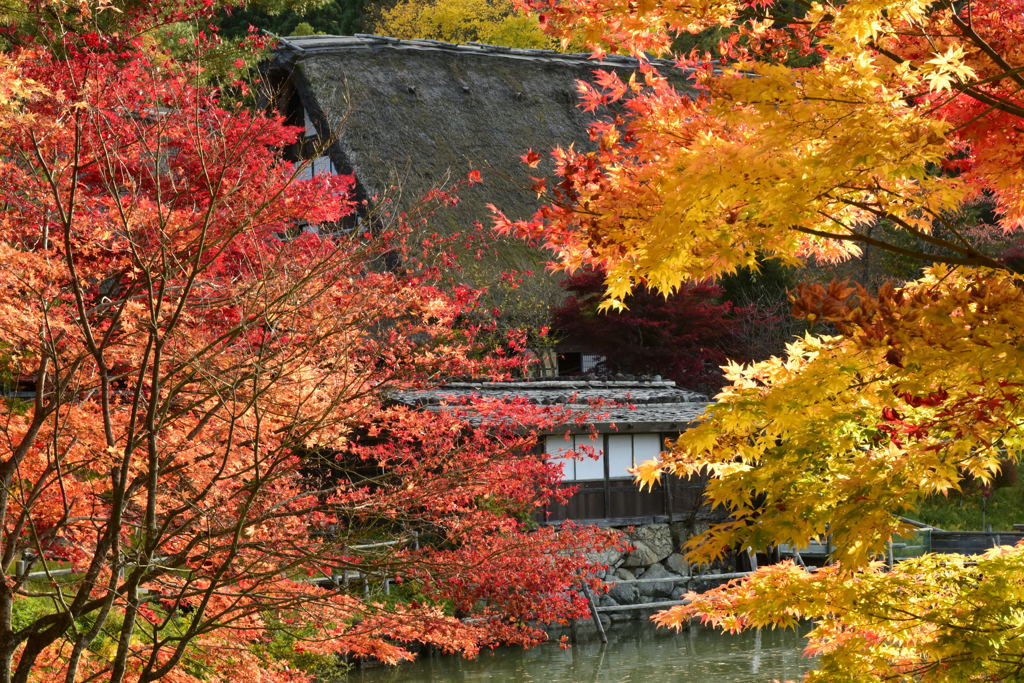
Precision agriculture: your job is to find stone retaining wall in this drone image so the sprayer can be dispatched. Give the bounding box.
[580,517,738,630]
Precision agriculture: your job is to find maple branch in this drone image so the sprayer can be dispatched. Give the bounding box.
[797,217,1000,268]
[870,40,1024,119]
[830,194,1004,269]
[958,86,1024,119]
[944,0,1024,91]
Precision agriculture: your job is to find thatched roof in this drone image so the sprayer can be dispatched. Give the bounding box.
[268,35,690,310]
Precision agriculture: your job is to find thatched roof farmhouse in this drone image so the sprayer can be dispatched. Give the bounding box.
[266,38,717,528]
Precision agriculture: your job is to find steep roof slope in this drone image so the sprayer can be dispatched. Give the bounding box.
[268,36,689,310]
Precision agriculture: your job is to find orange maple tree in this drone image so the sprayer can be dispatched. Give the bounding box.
[496,0,1024,678]
[0,7,615,682]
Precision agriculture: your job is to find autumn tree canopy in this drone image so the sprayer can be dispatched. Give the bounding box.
[0,5,616,681]
[375,0,554,47]
[494,0,1024,677]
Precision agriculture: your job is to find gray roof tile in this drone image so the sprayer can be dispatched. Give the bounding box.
[396,379,710,431]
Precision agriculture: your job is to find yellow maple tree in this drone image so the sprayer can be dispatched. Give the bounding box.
[375,0,554,47]
[496,0,1024,677]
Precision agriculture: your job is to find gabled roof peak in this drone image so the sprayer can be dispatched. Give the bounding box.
[275,33,678,70]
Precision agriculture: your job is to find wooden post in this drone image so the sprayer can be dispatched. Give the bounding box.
[752,628,762,675]
[602,433,611,519]
[580,581,607,644]
[663,471,673,517]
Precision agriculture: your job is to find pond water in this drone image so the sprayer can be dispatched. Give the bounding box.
[347,621,814,682]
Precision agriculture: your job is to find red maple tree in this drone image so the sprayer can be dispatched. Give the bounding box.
[0,15,614,683]
[552,268,785,393]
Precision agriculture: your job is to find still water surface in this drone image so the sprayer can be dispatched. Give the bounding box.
[349,622,813,682]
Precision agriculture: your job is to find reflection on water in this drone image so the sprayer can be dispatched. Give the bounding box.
[348,621,813,682]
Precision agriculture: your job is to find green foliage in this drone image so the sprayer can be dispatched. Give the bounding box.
[718,259,795,308]
[0,343,30,414]
[216,0,368,40]
[257,616,348,679]
[914,480,1024,531]
[0,342,15,392]
[11,595,55,633]
[671,25,729,57]
[475,491,539,527]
